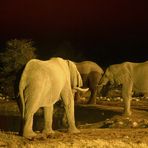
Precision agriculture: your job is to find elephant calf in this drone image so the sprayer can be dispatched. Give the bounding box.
[98,61,148,116]
[75,61,104,104]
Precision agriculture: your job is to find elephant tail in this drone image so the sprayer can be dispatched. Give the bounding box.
[19,76,26,119]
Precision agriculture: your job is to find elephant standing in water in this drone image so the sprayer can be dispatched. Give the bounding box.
[75,61,104,104]
[19,57,88,139]
[98,61,148,116]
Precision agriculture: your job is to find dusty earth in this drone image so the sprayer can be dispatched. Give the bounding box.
[0,97,148,147]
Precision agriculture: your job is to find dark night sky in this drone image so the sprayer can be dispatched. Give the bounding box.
[0,0,148,66]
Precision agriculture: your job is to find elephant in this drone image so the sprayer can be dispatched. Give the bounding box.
[98,61,148,116]
[19,57,88,139]
[75,61,104,104]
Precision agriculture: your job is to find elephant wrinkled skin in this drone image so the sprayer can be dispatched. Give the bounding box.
[75,61,104,104]
[19,57,88,139]
[98,61,148,116]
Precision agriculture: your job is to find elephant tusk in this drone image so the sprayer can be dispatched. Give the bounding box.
[74,87,89,92]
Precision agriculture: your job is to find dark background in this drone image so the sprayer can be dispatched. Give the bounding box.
[0,0,148,67]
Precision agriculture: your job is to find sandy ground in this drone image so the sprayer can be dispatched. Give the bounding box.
[0,98,148,147]
[0,128,148,148]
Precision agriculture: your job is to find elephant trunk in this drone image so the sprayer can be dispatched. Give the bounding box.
[99,76,109,86]
[97,76,109,95]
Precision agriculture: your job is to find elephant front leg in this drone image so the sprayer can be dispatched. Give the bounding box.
[122,83,133,116]
[88,88,97,104]
[62,89,80,133]
[42,106,55,135]
[123,96,132,116]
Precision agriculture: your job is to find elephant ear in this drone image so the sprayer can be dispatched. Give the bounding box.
[67,60,83,88]
[109,64,131,85]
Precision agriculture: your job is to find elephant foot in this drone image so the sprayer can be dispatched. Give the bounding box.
[68,127,80,134]
[42,129,55,135]
[23,131,37,139]
[88,99,96,104]
[123,111,132,117]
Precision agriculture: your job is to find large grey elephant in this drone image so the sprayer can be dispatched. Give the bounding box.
[75,61,104,104]
[19,57,88,139]
[98,61,148,116]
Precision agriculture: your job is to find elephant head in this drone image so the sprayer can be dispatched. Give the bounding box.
[67,60,89,94]
[99,63,131,87]
[74,61,104,104]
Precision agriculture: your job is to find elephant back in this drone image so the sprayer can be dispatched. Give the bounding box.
[75,61,104,75]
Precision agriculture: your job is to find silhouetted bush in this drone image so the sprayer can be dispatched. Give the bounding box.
[0,39,37,98]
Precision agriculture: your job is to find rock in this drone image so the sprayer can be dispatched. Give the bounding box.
[125,117,132,122]
[0,97,5,100]
[123,135,129,139]
[116,97,121,101]
[118,121,124,125]
[107,98,110,101]
[139,119,148,128]
[120,99,123,102]
[104,119,114,127]
[112,121,125,128]
[132,98,139,102]
[132,122,138,128]
[6,96,9,99]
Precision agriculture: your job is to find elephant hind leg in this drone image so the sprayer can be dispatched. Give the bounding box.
[61,87,80,133]
[23,103,39,139]
[42,106,55,135]
[23,113,37,139]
